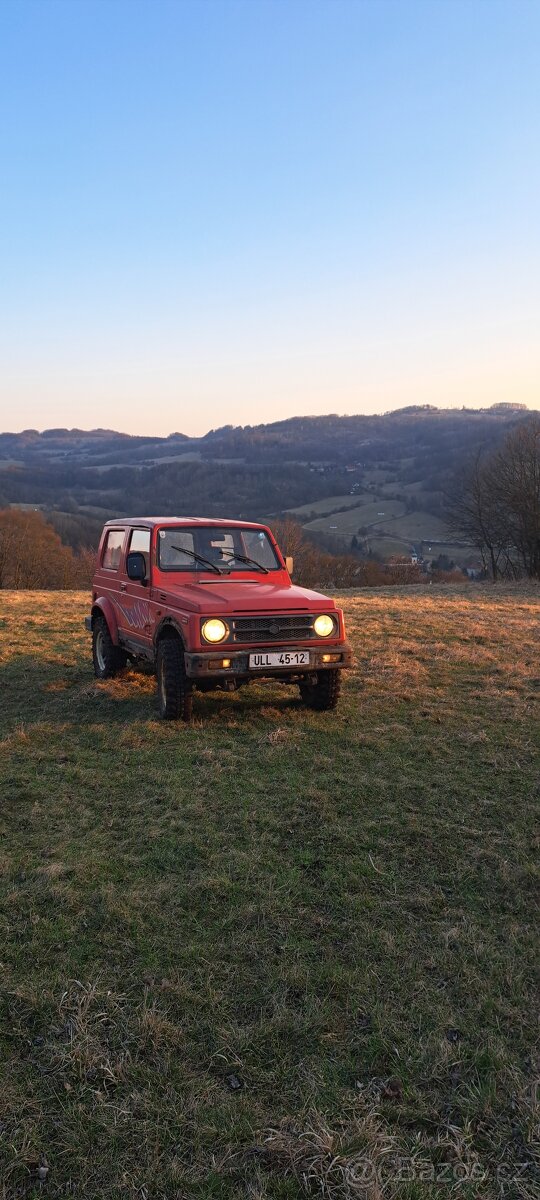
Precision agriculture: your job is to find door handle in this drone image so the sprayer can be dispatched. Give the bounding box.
[120,583,127,591]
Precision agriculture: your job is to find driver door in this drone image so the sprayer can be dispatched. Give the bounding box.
[116,527,153,651]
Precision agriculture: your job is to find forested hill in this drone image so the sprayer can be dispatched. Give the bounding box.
[0,403,533,469]
[0,404,536,559]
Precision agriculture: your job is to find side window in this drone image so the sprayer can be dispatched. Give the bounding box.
[128,528,151,577]
[102,530,125,571]
[129,529,151,554]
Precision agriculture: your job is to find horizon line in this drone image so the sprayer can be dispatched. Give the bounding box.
[1,401,535,441]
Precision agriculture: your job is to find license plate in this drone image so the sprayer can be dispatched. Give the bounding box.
[249,650,310,669]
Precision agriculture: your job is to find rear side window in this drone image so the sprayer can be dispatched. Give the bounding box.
[102,530,125,570]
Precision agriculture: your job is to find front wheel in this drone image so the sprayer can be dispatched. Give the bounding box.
[156,637,193,721]
[92,614,127,679]
[299,669,341,712]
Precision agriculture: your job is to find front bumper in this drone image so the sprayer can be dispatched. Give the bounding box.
[184,641,353,679]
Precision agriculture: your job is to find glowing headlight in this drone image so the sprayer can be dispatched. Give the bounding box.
[313,614,336,638]
[201,618,228,643]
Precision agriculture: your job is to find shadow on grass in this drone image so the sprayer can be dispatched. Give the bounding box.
[0,654,305,737]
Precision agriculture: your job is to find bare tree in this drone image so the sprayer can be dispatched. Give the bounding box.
[447,453,502,578]
[488,418,540,578]
[447,417,540,579]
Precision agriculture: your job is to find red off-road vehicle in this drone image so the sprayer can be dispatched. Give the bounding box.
[85,517,352,720]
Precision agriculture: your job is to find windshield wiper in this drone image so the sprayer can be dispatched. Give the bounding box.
[219,550,269,574]
[170,545,223,575]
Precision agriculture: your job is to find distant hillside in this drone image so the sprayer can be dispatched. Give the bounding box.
[0,404,536,561]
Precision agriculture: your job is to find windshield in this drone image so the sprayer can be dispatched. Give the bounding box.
[157,526,281,573]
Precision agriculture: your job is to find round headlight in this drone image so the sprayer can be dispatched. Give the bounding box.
[201,618,228,643]
[313,613,335,638]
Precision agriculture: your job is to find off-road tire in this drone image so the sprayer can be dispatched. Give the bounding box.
[92,613,127,679]
[157,637,193,721]
[299,668,341,711]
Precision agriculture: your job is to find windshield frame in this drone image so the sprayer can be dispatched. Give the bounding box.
[156,525,282,574]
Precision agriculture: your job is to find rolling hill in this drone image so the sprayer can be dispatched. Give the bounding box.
[0,404,536,563]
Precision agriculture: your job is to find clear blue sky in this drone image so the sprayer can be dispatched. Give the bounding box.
[1,0,538,435]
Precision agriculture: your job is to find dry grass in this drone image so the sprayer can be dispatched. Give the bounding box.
[0,584,538,1199]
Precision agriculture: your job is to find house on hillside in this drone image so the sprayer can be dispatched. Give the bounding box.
[410,545,429,571]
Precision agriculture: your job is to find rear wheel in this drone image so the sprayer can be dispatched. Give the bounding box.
[92,613,127,679]
[299,669,341,711]
[156,637,193,721]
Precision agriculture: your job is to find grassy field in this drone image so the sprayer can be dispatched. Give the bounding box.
[285,496,364,518]
[0,586,538,1199]
[302,500,407,539]
[286,474,473,564]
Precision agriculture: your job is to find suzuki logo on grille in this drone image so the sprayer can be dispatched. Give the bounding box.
[269,622,280,635]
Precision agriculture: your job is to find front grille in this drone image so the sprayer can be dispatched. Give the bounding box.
[232,614,315,643]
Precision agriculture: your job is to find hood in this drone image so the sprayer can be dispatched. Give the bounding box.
[155,579,336,616]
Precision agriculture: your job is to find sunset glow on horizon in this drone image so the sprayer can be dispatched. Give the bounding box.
[1,0,539,438]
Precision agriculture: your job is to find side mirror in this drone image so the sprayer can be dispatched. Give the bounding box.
[126,551,147,583]
[285,556,294,575]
